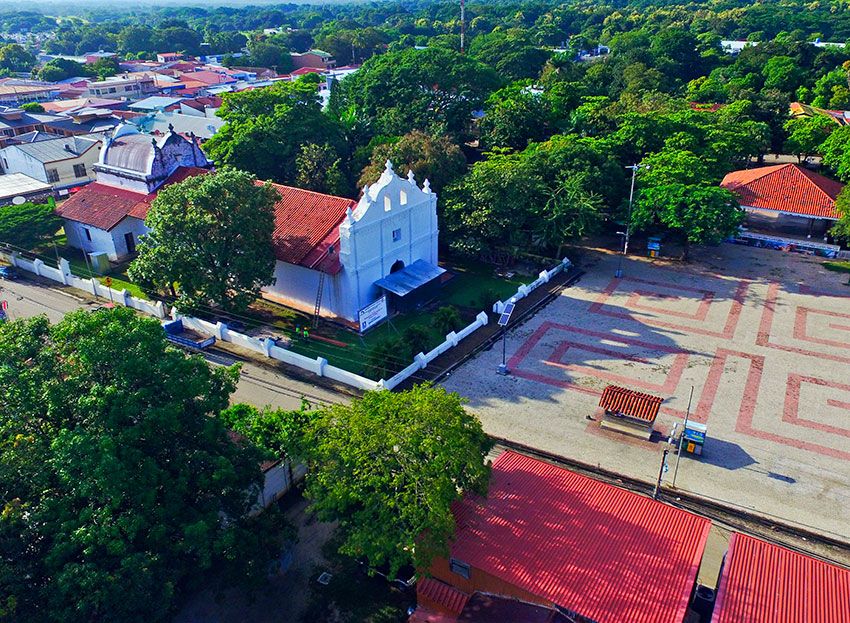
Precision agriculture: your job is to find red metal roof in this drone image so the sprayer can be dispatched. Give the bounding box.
[598,385,663,422]
[263,181,356,274]
[721,164,844,219]
[417,578,469,617]
[450,451,711,623]
[58,166,209,231]
[712,533,850,623]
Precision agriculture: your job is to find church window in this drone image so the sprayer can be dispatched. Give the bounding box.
[392,228,402,242]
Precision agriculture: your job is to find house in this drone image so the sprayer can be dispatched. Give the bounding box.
[128,96,184,113]
[84,50,118,64]
[156,52,183,63]
[291,49,336,69]
[86,75,158,100]
[712,533,850,623]
[56,125,212,261]
[0,173,53,206]
[0,134,102,190]
[721,163,844,240]
[133,110,224,140]
[419,451,711,623]
[0,81,58,107]
[261,160,441,327]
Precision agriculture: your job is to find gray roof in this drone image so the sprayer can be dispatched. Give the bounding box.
[9,135,101,163]
[136,111,224,140]
[128,96,184,111]
[0,173,52,200]
[101,132,156,172]
[374,260,445,297]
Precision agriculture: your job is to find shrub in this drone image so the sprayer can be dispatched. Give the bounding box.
[402,324,432,355]
[432,305,463,336]
[365,336,408,379]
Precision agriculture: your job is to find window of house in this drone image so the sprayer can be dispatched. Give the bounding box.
[108,87,116,93]
[392,228,402,242]
[384,195,392,211]
[399,190,407,205]
[73,164,87,178]
[83,228,92,241]
[46,168,59,183]
[449,558,470,579]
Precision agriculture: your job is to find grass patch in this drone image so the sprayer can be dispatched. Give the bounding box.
[823,260,850,274]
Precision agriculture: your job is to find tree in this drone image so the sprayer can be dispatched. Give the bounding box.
[336,47,502,138]
[128,169,279,313]
[783,115,835,161]
[829,186,850,243]
[0,44,35,73]
[479,83,551,150]
[204,77,345,184]
[0,308,279,622]
[762,56,805,93]
[533,174,603,250]
[247,40,292,73]
[19,102,44,113]
[297,385,491,575]
[0,202,60,250]
[468,30,551,81]
[821,125,850,181]
[358,130,466,194]
[295,143,349,196]
[632,184,743,259]
[37,57,85,82]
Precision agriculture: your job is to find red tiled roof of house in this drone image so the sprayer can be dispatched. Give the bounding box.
[58,166,210,230]
[182,70,235,85]
[262,181,356,274]
[450,451,711,623]
[289,67,324,76]
[721,163,844,219]
[599,385,663,422]
[712,533,850,623]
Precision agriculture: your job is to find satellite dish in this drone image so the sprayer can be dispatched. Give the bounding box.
[11,196,26,205]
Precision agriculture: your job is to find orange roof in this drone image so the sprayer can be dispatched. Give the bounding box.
[599,385,663,422]
[721,164,843,219]
[262,182,356,274]
[417,579,469,617]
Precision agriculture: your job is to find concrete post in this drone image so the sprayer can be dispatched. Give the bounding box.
[476,311,489,326]
[263,337,274,357]
[121,289,132,307]
[315,356,327,377]
[154,301,165,319]
[59,258,71,285]
[33,258,44,276]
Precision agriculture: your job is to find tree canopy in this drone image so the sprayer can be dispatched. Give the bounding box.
[128,168,279,313]
[0,308,278,623]
[0,202,61,251]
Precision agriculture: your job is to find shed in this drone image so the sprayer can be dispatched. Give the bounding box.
[598,384,663,440]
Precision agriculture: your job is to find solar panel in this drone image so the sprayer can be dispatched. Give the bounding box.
[498,302,515,326]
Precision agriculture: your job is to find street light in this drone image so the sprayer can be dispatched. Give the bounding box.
[615,163,648,278]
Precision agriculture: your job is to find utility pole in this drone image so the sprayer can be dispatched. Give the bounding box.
[672,386,694,488]
[616,164,644,278]
[460,0,466,54]
[653,447,669,500]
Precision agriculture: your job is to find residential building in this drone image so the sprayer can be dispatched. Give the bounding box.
[56,125,212,261]
[128,96,185,113]
[0,172,53,206]
[86,75,158,100]
[0,134,102,190]
[417,451,711,623]
[84,51,118,64]
[133,110,224,140]
[0,83,58,107]
[261,160,441,326]
[712,533,850,623]
[291,49,336,69]
[156,52,183,63]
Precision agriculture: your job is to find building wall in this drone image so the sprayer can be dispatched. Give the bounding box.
[0,144,100,189]
[429,556,553,608]
[263,261,347,320]
[291,53,334,69]
[337,166,439,321]
[64,216,148,261]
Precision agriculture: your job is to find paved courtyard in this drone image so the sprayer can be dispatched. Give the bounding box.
[443,244,850,540]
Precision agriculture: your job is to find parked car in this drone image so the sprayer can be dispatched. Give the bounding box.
[0,265,21,281]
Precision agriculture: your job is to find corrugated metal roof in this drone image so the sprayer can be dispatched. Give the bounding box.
[374,259,445,296]
[451,451,711,623]
[418,578,469,616]
[128,96,184,111]
[11,134,101,163]
[598,385,663,422]
[263,181,355,271]
[712,533,850,623]
[101,132,156,172]
[721,164,843,219]
[0,173,51,200]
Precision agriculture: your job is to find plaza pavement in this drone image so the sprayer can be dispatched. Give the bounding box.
[443,243,850,540]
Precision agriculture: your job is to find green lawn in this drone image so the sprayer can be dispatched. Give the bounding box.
[823,260,850,274]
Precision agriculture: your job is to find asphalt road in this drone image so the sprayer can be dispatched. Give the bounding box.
[0,275,346,411]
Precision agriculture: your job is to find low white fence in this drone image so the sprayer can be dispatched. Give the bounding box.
[493,257,571,314]
[5,251,570,393]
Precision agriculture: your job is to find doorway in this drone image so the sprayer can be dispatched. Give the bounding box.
[124,232,136,254]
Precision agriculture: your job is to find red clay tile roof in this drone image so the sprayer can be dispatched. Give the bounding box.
[599,385,663,423]
[450,451,711,623]
[721,164,844,219]
[58,166,210,230]
[417,579,469,617]
[263,182,356,274]
[712,533,850,623]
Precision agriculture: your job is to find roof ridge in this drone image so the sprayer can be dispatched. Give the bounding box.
[263,180,356,204]
[791,163,843,203]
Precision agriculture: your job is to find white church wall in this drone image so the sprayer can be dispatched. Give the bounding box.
[264,261,349,320]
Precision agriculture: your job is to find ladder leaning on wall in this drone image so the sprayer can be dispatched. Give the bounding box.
[313,271,325,328]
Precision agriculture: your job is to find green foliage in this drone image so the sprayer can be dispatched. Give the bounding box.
[19,102,44,113]
[221,402,313,459]
[480,83,551,150]
[205,77,345,185]
[357,130,466,194]
[432,305,463,336]
[0,44,35,73]
[468,30,551,81]
[128,168,278,313]
[829,186,850,243]
[299,385,492,575]
[783,115,835,160]
[366,336,408,380]
[246,40,293,73]
[295,142,350,196]
[0,308,278,623]
[821,125,850,181]
[0,202,60,250]
[402,324,432,356]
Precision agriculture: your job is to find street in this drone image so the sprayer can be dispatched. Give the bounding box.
[0,275,346,411]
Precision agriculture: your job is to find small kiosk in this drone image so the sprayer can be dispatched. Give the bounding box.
[597,385,664,441]
[681,421,707,455]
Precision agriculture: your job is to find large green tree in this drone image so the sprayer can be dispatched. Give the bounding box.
[0,202,61,250]
[0,308,278,623]
[783,115,835,161]
[128,168,278,313]
[228,385,492,576]
[0,44,35,73]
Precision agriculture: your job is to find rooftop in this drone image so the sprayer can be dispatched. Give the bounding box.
[127,96,184,111]
[598,385,663,422]
[721,164,844,220]
[713,533,850,623]
[0,172,52,200]
[449,451,711,623]
[7,134,101,163]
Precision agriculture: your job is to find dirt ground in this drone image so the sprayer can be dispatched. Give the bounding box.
[443,243,850,541]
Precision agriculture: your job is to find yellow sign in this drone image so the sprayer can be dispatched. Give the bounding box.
[104,277,113,287]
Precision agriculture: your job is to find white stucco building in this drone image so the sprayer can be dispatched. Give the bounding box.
[57,124,211,262]
[262,161,442,327]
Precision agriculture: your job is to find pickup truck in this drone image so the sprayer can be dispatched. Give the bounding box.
[162,318,216,350]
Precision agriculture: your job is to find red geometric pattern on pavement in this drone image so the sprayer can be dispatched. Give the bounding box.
[783,374,850,439]
[626,289,714,320]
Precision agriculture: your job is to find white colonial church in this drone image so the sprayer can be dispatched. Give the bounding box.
[262,161,442,328]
